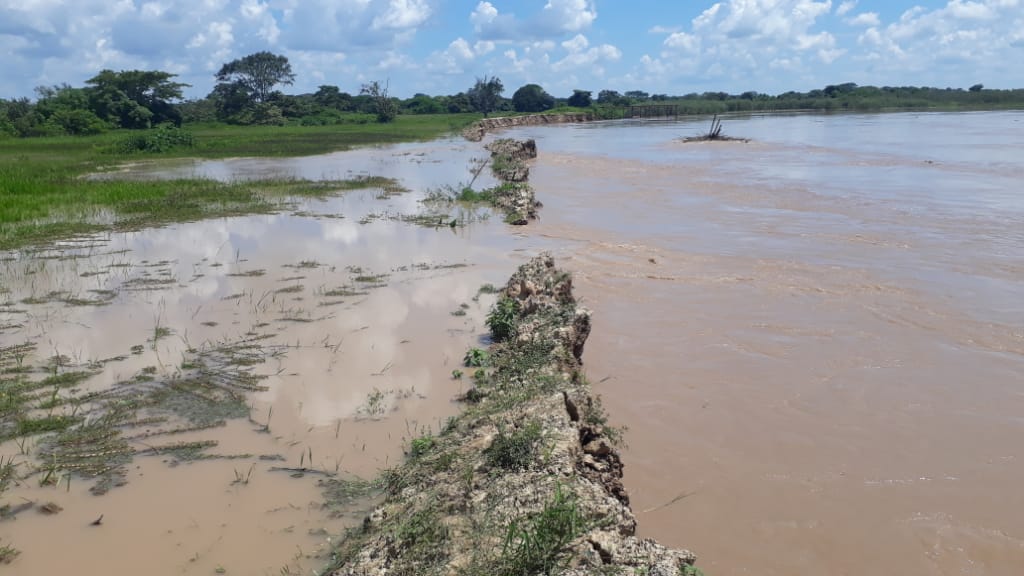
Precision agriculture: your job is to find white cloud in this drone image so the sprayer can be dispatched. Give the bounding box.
[541,0,597,32]
[847,12,881,26]
[471,0,598,40]
[426,37,475,74]
[664,31,700,53]
[648,25,681,34]
[836,1,857,17]
[371,0,431,30]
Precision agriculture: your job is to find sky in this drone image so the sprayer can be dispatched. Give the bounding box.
[1,0,1022,100]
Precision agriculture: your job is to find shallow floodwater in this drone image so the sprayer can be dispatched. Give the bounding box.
[503,112,1024,575]
[0,139,545,575]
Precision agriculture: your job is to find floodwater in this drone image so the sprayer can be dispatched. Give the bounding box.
[501,111,1024,575]
[0,139,541,575]
[3,113,1022,576]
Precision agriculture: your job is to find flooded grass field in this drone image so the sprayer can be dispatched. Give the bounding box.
[0,139,537,575]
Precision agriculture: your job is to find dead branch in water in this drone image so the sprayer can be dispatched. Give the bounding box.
[681,114,750,143]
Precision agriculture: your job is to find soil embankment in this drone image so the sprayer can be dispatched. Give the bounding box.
[327,254,698,575]
[463,113,592,142]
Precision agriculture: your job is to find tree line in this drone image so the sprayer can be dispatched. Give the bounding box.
[2,50,1023,138]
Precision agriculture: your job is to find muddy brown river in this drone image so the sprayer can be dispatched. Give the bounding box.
[503,111,1024,576]
[2,112,1022,575]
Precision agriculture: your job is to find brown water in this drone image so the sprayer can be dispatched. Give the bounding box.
[0,140,542,575]
[503,112,1024,575]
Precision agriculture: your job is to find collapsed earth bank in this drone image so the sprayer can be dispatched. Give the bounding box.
[327,254,699,576]
[463,113,592,142]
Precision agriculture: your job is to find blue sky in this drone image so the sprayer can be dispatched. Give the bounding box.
[2,1,1022,100]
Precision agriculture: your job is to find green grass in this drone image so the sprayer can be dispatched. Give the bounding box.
[484,421,542,471]
[496,485,587,576]
[0,114,479,251]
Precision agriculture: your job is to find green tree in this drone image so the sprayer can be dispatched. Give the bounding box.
[86,69,188,128]
[969,83,984,92]
[511,83,555,113]
[34,84,110,134]
[596,89,627,105]
[567,89,592,108]
[468,76,504,117]
[314,85,353,111]
[215,51,295,104]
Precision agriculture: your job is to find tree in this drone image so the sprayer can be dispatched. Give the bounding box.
[567,89,592,108]
[468,76,504,117]
[511,83,554,113]
[314,85,353,111]
[86,69,188,128]
[360,80,398,123]
[215,51,295,104]
[597,89,627,105]
[969,83,984,92]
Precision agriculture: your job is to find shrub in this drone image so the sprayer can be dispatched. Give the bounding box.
[486,296,519,342]
[463,348,490,367]
[485,421,541,470]
[113,124,194,154]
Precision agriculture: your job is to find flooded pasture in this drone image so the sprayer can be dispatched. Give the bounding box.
[503,111,1024,575]
[0,140,540,575]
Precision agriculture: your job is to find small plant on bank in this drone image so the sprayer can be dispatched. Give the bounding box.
[497,484,587,576]
[485,421,542,471]
[463,347,490,367]
[486,296,519,342]
[409,432,436,458]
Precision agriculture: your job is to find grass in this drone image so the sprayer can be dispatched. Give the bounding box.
[0,114,479,251]
[409,432,436,459]
[463,347,490,368]
[484,421,542,471]
[497,484,587,576]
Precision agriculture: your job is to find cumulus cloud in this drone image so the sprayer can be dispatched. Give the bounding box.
[0,0,439,98]
[846,12,880,27]
[471,0,598,40]
[634,0,838,90]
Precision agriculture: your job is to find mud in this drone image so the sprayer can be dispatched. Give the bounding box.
[504,111,1024,576]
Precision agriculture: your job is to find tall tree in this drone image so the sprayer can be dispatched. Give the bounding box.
[215,52,295,104]
[511,83,554,113]
[468,76,504,117]
[86,69,188,127]
[567,89,592,108]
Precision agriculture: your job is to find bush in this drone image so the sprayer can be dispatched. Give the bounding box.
[463,348,490,367]
[113,124,195,154]
[486,296,519,342]
[485,421,541,470]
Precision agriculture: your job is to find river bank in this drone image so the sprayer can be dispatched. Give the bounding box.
[325,253,700,576]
